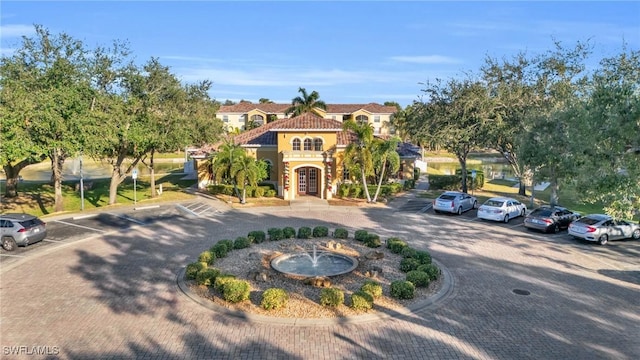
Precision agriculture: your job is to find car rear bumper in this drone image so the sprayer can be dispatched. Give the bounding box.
[477,212,503,221]
[19,231,47,246]
[433,205,456,213]
[523,222,552,232]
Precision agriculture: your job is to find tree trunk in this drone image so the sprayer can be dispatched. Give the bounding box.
[2,155,47,197]
[372,160,387,203]
[50,148,66,213]
[241,187,246,204]
[518,181,527,196]
[549,167,559,207]
[3,165,20,198]
[108,173,121,205]
[360,167,371,202]
[458,156,468,193]
[149,149,156,198]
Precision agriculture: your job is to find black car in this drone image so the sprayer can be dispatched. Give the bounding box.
[524,206,581,233]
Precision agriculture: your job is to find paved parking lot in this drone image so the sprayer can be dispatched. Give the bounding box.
[1,195,639,359]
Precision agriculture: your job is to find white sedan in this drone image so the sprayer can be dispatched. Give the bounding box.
[477,197,527,223]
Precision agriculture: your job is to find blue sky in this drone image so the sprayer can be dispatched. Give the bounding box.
[1,1,638,107]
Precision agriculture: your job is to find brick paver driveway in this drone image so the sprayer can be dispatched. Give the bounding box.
[2,202,639,359]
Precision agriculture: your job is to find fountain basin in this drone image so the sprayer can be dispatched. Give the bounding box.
[271,251,358,277]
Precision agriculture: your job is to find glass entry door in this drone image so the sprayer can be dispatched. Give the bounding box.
[308,168,317,194]
[298,169,306,194]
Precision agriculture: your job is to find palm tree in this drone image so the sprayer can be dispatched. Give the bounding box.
[342,119,375,202]
[371,137,401,203]
[285,87,327,117]
[211,141,245,199]
[231,156,267,204]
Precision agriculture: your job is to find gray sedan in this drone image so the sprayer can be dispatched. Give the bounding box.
[433,191,477,215]
[568,214,640,245]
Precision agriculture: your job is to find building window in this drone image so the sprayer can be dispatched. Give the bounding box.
[251,114,264,126]
[293,138,301,151]
[342,167,350,180]
[374,115,380,123]
[374,127,381,134]
[222,115,229,123]
[303,138,312,151]
[313,138,323,151]
[332,115,336,120]
[356,115,368,124]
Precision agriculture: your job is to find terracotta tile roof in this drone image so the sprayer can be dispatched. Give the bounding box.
[217,102,397,115]
[218,103,290,113]
[230,112,354,147]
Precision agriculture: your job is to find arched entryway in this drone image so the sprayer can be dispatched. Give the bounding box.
[293,165,323,198]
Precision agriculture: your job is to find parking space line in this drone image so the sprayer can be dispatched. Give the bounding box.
[108,213,146,225]
[54,220,106,233]
[190,203,208,212]
[0,253,25,258]
[509,223,524,228]
[44,239,65,243]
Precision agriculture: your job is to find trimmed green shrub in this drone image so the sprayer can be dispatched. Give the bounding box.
[196,268,220,286]
[417,263,440,281]
[360,280,383,299]
[364,233,382,248]
[320,288,344,307]
[265,189,276,197]
[406,270,430,287]
[297,227,312,239]
[283,227,296,239]
[261,288,288,310]
[390,280,415,300]
[401,247,417,259]
[248,231,266,244]
[338,183,350,198]
[312,226,329,238]
[414,168,421,181]
[254,186,266,198]
[185,262,205,280]
[428,175,460,191]
[400,258,421,272]
[233,236,251,249]
[198,251,215,265]
[219,239,234,251]
[414,250,432,265]
[213,274,237,292]
[210,243,229,258]
[333,228,349,239]
[387,238,408,254]
[208,184,234,195]
[268,228,285,241]
[350,291,374,311]
[222,279,251,303]
[456,168,484,189]
[403,179,416,190]
[354,230,369,242]
[350,185,363,199]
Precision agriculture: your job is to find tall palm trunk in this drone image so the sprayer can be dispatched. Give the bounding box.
[360,167,372,202]
[372,159,387,203]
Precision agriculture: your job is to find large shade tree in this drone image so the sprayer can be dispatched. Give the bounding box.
[285,87,327,117]
[0,25,95,211]
[573,48,640,219]
[408,77,493,193]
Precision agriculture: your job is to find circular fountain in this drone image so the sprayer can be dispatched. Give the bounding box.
[270,245,358,277]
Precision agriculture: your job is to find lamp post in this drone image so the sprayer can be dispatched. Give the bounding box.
[79,153,85,211]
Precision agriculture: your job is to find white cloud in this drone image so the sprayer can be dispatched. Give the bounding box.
[390,55,462,64]
[1,24,35,38]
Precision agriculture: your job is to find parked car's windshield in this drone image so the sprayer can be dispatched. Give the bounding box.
[485,200,504,207]
[439,195,456,200]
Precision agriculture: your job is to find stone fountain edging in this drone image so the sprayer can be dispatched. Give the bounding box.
[175,258,455,326]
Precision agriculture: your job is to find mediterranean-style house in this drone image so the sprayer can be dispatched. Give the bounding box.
[217,102,398,136]
[194,112,420,201]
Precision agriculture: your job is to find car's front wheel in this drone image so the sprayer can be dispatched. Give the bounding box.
[473,200,478,209]
[520,208,526,217]
[552,224,560,234]
[598,234,608,245]
[1,237,17,251]
[503,214,510,223]
[632,229,640,240]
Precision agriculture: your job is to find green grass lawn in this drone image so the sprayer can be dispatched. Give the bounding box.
[1,174,197,217]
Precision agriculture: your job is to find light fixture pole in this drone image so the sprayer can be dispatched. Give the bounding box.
[80,152,85,211]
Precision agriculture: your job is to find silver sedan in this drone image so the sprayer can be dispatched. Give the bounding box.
[433,191,477,215]
[568,214,640,245]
